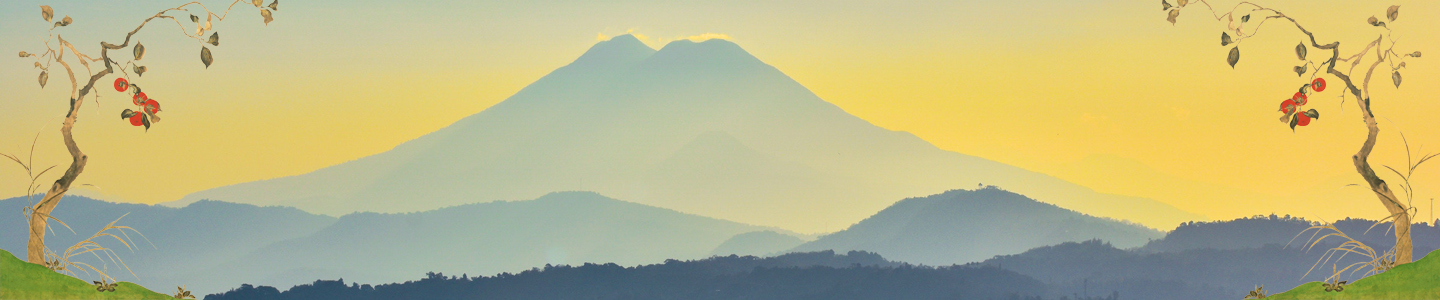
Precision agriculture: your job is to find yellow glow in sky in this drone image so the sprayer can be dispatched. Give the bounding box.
[1,0,1438,230]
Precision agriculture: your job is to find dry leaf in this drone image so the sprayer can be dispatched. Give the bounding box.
[1227,47,1240,68]
[41,5,53,22]
[200,47,213,68]
[38,71,48,88]
[1167,9,1180,25]
[260,9,273,25]
[134,43,145,60]
[1387,5,1399,22]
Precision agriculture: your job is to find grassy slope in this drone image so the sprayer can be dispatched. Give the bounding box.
[1268,249,1440,300]
[0,249,173,300]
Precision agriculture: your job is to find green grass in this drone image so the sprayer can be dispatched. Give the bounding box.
[1267,249,1440,300]
[0,248,174,300]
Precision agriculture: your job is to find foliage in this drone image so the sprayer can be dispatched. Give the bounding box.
[204,251,1050,300]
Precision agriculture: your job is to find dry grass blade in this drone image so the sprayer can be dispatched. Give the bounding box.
[1290,221,1393,281]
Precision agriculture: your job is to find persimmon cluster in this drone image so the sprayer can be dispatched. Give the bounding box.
[113,77,160,130]
[1279,77,1324,130]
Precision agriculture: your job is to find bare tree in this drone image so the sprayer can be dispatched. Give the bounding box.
[1160,1,1422,265]
[16,0,279,265]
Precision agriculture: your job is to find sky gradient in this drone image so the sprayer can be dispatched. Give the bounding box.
[2,0,1438,230]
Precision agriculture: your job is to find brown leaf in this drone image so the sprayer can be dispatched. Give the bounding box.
[60,16,72,26]
[134,65,146,76]
[1294,65,1306,77]
[261,9,273,25]
[269,0,279,11]
[18,51,29,58]
[1162,0,1172,10]
[190,14,199,23]
[134,43,145,60]
[1221,32,1232,46]
[207,32,219,46]
[1295,43,1306,60]
[40,5,53,22]
[252,0,263,7]
[201,47,213,68]
[1227,46,1240,68]
[1413,51,1422,58]
[38,71,48,88]
[1392,71,1402,88]
[1177,0,1188,7]
[1387,5,1399,22]
[1167,9,1180,25]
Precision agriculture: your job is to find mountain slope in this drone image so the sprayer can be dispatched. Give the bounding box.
[789,187,1163,265]
[184,191,768,294]
[0,195,337,295]
[172,34,1201,233]
[710,230,807,257]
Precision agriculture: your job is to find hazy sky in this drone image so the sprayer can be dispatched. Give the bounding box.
[2,0,1438,227]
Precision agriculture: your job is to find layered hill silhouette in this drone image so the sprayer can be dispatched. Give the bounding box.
[169,34,1200,233]
[788,187,1163,265]
[0,195,336,295]
[1,192,782,295]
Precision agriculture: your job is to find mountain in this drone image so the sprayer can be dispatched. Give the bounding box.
[1137,214,1440,253]
[181,191,768,294]
[203,251,1050,300]
[977,217,1440,300]
[170,34,1201,233]
[0,195,337,295]
[710,230,807,257]
[788,187,1163,265]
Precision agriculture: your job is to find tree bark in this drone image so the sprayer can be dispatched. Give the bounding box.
[25,41,115,264]
[1330,69,1412,264]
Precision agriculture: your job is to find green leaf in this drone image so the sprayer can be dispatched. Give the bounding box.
[1227,46,1240,68]
[1295,43,1306,60]
[1304,109,1319,119]
[1294,65,1306,77]
[1298,84,1310,94]
[1241,14,1250,22]
[134,65,146,76]
[200,47,213,68]
[121,109,137,119]
[1162,0,1172,10]
[141,113,151,131]
[134,42,145,60]
[190,14,199,23]
[207,32,219,46]
[1221,32,1232,46]
[1289,113,1299,130]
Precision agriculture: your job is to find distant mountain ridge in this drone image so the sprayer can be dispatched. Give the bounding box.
[789,187,1163,265]
[171,34,1201,233]
[0,195,337,296]
[1,192,782,295]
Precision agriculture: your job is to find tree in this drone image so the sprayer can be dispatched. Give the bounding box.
[16,0,280,265]
[1159,1,1422,265]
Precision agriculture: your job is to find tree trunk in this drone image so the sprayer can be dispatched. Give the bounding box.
[1352,97,1412,264]
[26,99,87,264]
